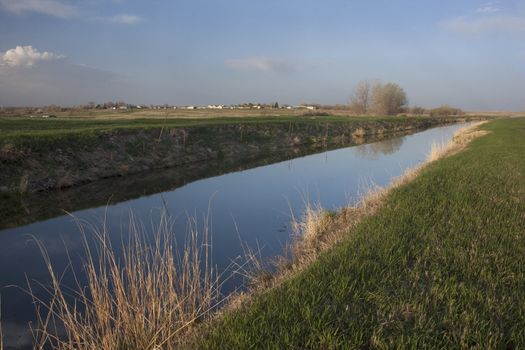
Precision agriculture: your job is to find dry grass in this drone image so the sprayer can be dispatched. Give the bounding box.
[427,121,488,162]
[29,211,221,350]
[453,127,490,145]
[427,140,448,162]
[351,127,366,139]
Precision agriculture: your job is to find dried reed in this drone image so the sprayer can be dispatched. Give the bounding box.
[29,211,220,350]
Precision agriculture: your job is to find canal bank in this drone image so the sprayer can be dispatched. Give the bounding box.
[195,118,525,349]
[1,116,473,195]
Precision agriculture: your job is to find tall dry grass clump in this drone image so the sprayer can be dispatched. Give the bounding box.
[287,185,388,271]
[427,140,448,162]
[427,121,488,162]
[30,212,220,350]
[289,203,334,265]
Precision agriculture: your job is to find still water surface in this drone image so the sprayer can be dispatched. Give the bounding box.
[0,123,469,348]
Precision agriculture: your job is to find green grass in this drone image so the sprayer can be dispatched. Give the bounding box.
[0,115,455,139]
[195,118,525,349]
[0,115,441,154]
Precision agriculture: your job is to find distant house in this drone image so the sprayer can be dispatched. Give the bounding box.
[294,105,317,110]
[186,106,196,110]
[207,104,224,109]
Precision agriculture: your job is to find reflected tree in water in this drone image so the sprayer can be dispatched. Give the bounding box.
[354,136,406,160]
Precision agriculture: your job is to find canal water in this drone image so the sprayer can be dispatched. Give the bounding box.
[0,122,469,348]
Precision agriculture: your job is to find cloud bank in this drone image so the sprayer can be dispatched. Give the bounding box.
[442,15,525,34]
[476,1,501,14]
[108,14,144,24]
[0,0,77,18]
[0,0,143,24]
[476,5,501,14]
[0,44,142,106]
[225,57,298,73]
[0,59,138,106]
[1,45,64,68]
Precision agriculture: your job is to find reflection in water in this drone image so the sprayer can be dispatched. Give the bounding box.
[354,136,406,160]
[1,321,33,349]
[0,123,472,349]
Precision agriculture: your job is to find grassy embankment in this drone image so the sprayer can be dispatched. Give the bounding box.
[0,115,478,187]
[196,118,525,348]
[0,115,418,185]
[0,114,453,138]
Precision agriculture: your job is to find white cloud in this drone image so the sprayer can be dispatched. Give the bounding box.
[1,45,64,68]
[0,0,77,18]
[476,1,501,13]
[225,57,297,73]
[442,15,525,34]
[476,5,501,13]
[109,14,144,24]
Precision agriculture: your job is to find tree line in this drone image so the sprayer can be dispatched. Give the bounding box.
[349,80,464,117]
[349,80,408,115]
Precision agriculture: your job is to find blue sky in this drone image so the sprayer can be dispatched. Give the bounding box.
[1,0,525,110]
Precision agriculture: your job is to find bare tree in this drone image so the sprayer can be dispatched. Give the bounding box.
[372,82,408,115]
[349,80,373,114]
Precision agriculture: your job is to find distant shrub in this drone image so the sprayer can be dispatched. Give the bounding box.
[429,105,465,117]
[348,101,366,115]
[410,106,426,115]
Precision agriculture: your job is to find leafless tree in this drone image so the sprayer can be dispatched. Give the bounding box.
[349,80,373,114]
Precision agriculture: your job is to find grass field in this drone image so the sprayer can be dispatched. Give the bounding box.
[195,118,525,349]
[1,104,496,140]
[0,114,437,140]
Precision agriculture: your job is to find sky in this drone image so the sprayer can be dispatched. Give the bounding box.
[1,0,525,110]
